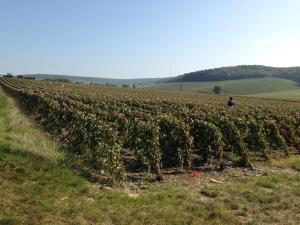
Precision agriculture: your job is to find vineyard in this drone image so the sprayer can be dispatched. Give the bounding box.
[0,77,299,181]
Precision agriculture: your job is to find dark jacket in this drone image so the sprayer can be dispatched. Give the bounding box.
[227,99,236,107]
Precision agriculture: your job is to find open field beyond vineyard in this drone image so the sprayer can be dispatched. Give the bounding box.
[143,77,300,96]
[248,89,300,99]
[0,82,299,225]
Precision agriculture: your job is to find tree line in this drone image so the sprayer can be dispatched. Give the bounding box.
[164,65,300,83]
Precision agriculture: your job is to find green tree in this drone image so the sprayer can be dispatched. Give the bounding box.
[213,85,222,94]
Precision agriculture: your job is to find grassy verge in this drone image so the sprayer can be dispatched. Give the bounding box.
[0,91,64,163]
[0,90,300,225]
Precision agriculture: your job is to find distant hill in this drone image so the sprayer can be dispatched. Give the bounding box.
[22,65,300,87]
[145,77,299,96]
[23,74,162,86]
[161,65,300,84]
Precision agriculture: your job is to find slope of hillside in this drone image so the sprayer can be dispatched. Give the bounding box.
[145,78,299,95]
[162,65,300,84]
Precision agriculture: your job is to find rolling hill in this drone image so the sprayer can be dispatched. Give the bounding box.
[161,65,300,84]
[22,65,300,97]
[145,77,299,96]
[23,65,300,88]
[23,74,162,86]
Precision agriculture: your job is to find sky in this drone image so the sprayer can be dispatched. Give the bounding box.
[1,0,300,79]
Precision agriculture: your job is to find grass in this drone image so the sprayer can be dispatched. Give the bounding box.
[0,89,300,224]
[248,89,300,99]
[271,156,300,171]
[144,77,299,96]
[0,92,64,162]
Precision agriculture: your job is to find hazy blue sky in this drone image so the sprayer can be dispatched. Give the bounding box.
[1,0,300,78]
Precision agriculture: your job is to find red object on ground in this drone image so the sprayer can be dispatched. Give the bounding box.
[191,171,201,178]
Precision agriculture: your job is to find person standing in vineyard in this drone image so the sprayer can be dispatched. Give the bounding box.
[227,97,236,108]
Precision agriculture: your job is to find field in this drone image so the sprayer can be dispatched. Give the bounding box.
[0,87,299,224]
[0,77,299,181]
[248,89,300,99]
[0,77,300,224]
[144,77,300,96]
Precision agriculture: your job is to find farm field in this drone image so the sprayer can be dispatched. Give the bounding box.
[143,77,299,96]
[248,89,300,99]
[0,87,299,225]
[0,77,299,180]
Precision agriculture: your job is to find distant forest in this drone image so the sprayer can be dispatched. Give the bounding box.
[163,65,300,83]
